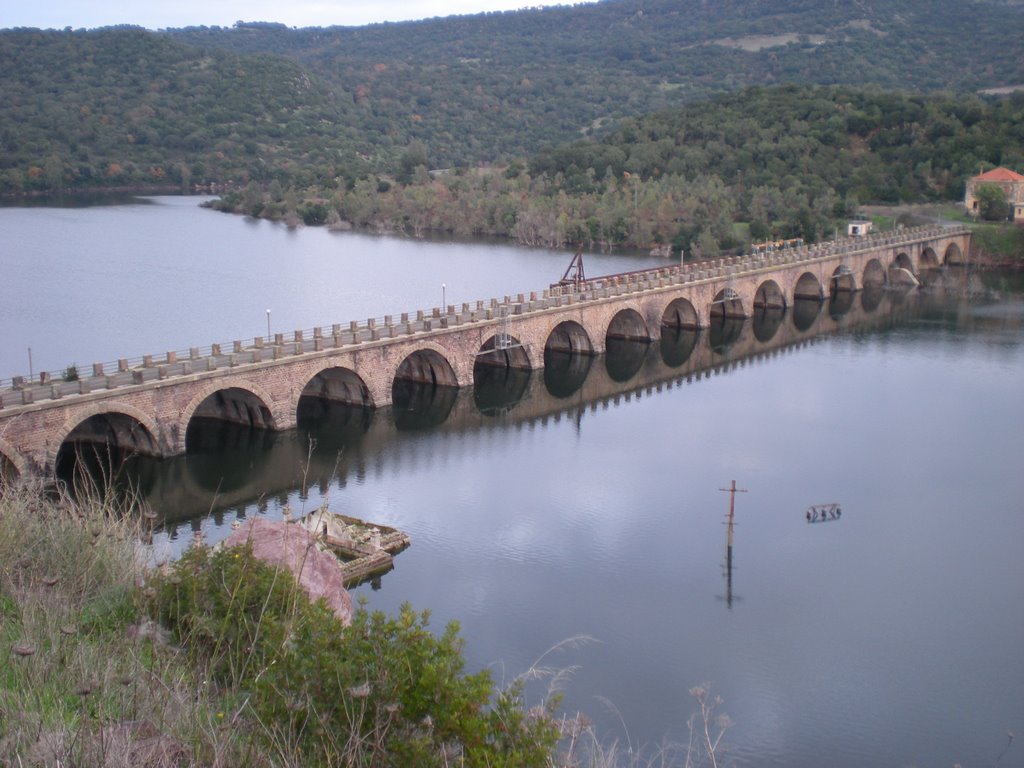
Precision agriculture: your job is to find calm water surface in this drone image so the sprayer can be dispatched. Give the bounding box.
[2,197,1022,766]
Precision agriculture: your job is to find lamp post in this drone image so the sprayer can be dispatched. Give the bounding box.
[266,309,271,341]
[442,283,446,311]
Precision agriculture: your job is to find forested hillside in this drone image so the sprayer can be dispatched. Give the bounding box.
[2,0,1023,195]
[0,28,376,193]
[210,87,1024,256]
[169,0,1024,166]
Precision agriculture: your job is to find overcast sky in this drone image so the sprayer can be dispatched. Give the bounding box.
[2,0,562,31]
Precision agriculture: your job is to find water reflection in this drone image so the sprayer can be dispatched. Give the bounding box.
[473,363,532,416]
[752,306,785,343]
[604,337,650,382]
[791,297,823,331]
[391,379,459,430]
[828,290,855,318]
[659,326,701,368]
[709,315,744,351]
[860,283,885,312]
[184,420,278,494]
[543,348,593,398]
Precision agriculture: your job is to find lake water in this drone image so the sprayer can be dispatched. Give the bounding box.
[2,196,1023,766]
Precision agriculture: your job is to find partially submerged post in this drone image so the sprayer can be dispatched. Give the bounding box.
[719,480,747,609]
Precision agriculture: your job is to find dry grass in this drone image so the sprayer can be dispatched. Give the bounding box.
[0,482,262,767]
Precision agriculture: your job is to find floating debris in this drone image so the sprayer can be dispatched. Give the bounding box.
[806,503,842,523]
[298,509,410,587]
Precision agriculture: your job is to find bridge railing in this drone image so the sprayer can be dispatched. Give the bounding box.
[559,224,967,294]
[0,224,970,409]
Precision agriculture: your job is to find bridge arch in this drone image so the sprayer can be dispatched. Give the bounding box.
[917,246,946,287]
[545,321,594,356]
[944,242,965,265]
[661,298,701,330]
[475,334,532,371]
[863,258,887,287]
[606,308,651,342]
[710,288,745,322]
[754,280,786,310]
[54,404,162,483]
[0,437,28,483]
[179,381,280,453]
[54,403,162,459]
[299,365,375,409]
[793,272,824,301]
[392,346,460,429]
[392,347,459,388]
[893,251,914,272]
[829,266,858,295]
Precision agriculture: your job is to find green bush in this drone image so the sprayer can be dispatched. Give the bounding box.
[149,543,562,766]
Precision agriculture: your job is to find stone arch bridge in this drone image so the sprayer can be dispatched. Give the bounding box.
[0,225,970,479]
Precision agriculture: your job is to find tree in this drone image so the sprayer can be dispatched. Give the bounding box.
[397,140,429,185]
[976,184,1011,221]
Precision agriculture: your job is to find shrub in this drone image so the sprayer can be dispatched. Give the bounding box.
[149,543,562,766]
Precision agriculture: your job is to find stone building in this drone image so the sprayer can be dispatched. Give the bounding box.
[964,166,1024,223]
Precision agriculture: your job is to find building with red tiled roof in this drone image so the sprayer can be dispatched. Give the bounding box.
[964,166,1024,223]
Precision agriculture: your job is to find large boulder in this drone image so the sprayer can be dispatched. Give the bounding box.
[224,517,352,626]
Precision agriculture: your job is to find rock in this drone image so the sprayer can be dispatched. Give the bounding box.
[224,518,352,625]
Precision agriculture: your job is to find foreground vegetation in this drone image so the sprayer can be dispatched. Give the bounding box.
[0,485,730,766]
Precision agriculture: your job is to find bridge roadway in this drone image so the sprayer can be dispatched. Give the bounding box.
[0,224,971,479]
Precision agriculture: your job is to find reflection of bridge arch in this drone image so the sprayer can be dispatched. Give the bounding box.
[660,327,700,368]
[300,365,374,408]
[753,306,785,343]
[792,297,823,331]
[546,320,594,355]
[829,289,856,318]
[606,308,650,342]
[662,298,701,330]
[605,337,649,383]
[710,316,744,350]
[473,365,531,416]
[179,382,279,453]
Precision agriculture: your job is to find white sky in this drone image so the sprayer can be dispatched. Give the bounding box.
[1,0,561,31]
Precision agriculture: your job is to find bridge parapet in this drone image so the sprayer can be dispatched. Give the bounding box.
[0,225,970,412]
